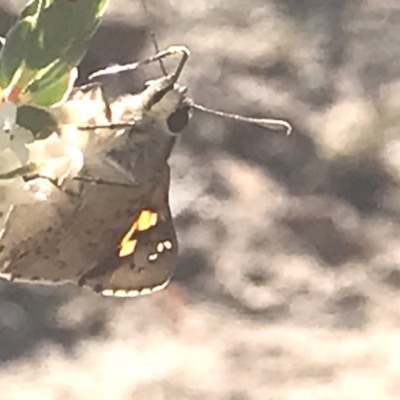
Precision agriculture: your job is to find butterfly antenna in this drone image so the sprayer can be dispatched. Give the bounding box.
[150,32,168,76]
[89,45,189,80]
[140,0,168,76]
[188,101,292,135]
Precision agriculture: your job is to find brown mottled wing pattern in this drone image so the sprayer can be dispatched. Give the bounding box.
[0,147,177,295]
[0,76,184,296]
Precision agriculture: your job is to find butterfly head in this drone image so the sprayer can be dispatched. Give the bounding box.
[141,74,191,135]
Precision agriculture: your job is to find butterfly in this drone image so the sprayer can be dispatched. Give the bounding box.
[0,46,290,297]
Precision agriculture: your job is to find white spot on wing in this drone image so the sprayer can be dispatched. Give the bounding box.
[101,289,114,297]
[113,289,128,298]
[139,288,153,296]
[0,272,13,281]
[149,279,171,293]
[148,253,158,261]
[163,240,172,250]
[127,290,140,297]
[100,279,171,298]
[156,242,164,252]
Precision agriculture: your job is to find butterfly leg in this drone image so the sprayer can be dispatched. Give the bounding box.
[22,173,136,198]
[22,173,82,198]
[73,175,139,188]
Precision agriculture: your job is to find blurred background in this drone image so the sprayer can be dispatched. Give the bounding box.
[1,0,400,398]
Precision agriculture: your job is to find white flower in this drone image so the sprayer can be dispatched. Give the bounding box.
[0,102,85,215]
[50,98,109,126]
[0,146,22,175]
[0,101,34,165]
[27,130,84,183]
[0,148,42,205]
[0,102,38,210]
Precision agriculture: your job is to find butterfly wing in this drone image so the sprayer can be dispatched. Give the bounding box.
[0,75,189,296]
[0,106,179,296]
[78,166,178,296]
[0,164,177,296]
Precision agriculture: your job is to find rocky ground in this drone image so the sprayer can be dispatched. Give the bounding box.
[1,0,400,399]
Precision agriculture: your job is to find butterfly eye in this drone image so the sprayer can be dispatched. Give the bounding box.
[167,106,190,133]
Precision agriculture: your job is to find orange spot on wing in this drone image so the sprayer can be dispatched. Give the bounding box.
[119,238,137,257]
[136,210,158,231]
[118,210,158,257]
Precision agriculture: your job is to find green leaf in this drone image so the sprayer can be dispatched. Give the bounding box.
[16,104,56,138]
[0,0,48,90]
[20,0,45,19]
[0,0,109,102]
[25,59,70,94]
[27,68,78,107]
[26,35,91,94]
[26,0,109,69]
[0,18,33,89]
